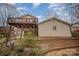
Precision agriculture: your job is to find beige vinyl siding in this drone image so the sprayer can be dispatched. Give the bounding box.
[38,19,71,37]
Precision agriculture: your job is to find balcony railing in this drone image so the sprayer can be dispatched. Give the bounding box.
[7,18,38,24]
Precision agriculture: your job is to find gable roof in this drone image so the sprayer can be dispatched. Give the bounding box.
[8,14,38,19]
[39,17,71,26]
[19,14,38,19]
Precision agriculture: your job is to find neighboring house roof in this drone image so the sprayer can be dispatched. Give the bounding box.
[39,17,71,26]
[72,24,79,28]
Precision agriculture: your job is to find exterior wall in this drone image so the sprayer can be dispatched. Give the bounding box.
[22,16,38,23]
[38,19,71,37]
[21,15,38,23]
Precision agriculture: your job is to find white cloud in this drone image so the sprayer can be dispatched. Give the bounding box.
[17,7,32,15]
[48,3,58,8]
[8,3,16,5]
[48,3,68,17]
[17,7,31,11]
[37,15,42,18]
[32,3,41,9]
[37,15,43,22]
[48,3,65,9]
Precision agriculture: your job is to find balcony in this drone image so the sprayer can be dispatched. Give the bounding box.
[7,18,38,25]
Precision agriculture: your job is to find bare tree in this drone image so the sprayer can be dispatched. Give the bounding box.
[0,3,20,47]
[44,3,79,37]
[0,3,19,27]
[44,3,79,24]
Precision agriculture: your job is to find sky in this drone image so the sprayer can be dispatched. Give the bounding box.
[0,3,79,27]
[15,3,50,22]
[10,3,79,23]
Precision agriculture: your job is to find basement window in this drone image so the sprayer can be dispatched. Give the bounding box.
[53,26,56,30]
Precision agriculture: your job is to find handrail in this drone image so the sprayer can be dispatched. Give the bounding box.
[43,46,79,55]
[7,18,38,24]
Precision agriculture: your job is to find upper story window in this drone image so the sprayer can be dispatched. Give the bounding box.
[30,20,33,23]
[26,19,30,23]
[25,19,27,22]
[33,20,36,23]
[53,26,57,30]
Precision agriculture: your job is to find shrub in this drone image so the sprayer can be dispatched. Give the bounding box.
[15,46,24,56]
[22,35,37,48]
[0,48,10,56]
[32,48,43,56]
[0,33,4,39]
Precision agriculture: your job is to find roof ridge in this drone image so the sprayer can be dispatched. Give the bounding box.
[39,17,71,25]
[19,14,37,19]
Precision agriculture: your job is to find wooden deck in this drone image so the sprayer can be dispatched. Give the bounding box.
[37,37,79,54]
